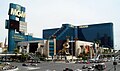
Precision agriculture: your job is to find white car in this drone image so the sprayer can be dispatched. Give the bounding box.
[3,62,11,65]
[30,63,37,66]
[75,69,82,71]
[88,66,94,71]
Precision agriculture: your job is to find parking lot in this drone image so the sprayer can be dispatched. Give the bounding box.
[5,61,119,71]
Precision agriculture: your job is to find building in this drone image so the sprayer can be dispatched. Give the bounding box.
[43,23,114,57]
[17,39,56,58]
[5,3,42,53]
[17,40,46,53]
[43,23,113,48]
[5,3,114,58]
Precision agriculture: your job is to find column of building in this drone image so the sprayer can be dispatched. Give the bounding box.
[74,38,78,57]
[46,40,49,57]
[52,36,56,56]
[66,36,70,54]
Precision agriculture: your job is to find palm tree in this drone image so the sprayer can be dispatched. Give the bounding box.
[14,47,19,54]
[2,49,8,62]
[20,53,28,62]
[13,47,20,61]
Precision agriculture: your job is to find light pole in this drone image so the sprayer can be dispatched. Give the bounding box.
[113,55,117,71]
[113,49,117,71]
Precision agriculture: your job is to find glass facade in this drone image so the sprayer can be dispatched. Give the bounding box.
[78,23,113,48]
[43,23,114,49]
[49,40,54,56]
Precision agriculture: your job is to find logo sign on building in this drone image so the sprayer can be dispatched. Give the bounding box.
[19,21,27,33]
[79,25,88,28]
[12,34,25,41]
[8,3,26,18]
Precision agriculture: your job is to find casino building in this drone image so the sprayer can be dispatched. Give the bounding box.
[5,3,114,58]
[43,23,113,46]
[43,23,114,57]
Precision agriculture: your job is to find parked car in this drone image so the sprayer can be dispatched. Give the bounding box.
[88,66,94,71]
[82,65,88,69]
[95,63,106,70]
[3,62,11,65]
[63,67,73,71]
[22,63,29,66]
[74,69,82,71]
[92,64,96,68]
[75,61,82,64]
[30,63,37,66]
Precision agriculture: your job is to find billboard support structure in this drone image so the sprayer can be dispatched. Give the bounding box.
[5,3,26,53]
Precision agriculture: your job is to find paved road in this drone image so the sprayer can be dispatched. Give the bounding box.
[9,61,120,71]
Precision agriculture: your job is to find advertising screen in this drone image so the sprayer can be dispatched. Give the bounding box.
[9,19,19,31]
[19,21,27,33]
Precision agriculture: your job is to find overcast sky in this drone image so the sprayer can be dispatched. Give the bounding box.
[0,0,120,49]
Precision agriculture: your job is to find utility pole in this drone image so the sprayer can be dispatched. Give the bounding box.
[114,58,116,71]
[113,50,117,71]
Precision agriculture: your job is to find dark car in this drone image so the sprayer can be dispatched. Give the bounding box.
[95,63,106,70]
[22,63,29,66]
[92,64,96,68]
[82,65,88,69]
[63,67,73,71]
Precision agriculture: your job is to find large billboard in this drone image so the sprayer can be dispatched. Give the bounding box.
[19,21,27,33]
[7,19,27,33]
[6,3,26,52]
[9,19,19,31]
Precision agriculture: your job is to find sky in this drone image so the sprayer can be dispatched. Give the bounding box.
[0,0,120,50]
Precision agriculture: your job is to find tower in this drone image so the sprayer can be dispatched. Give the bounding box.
[5,3,27,53]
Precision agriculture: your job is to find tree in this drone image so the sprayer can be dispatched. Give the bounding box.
[14,47,19,54]
[20,53,28,62]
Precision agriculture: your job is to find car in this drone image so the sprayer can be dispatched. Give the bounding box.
[95,63,106,70]
[30,63,37,66]
[75,61,82,64]
[22,63,29,66]
[63,67,73,71]
[65,60,70,63]
[3,62,11,65]
[82,65,88,69]
[74,69,82,71]
[102,58,108,62]
[88,66,94,71]
[2,65,19,71]
[86,61,90,64]
[92,64,96,68]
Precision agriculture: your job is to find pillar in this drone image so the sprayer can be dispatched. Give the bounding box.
[52,36,56,56]
[90,47,93,59]
[74,38,78,57]
[26,43,29,53]
[46,40,49,57]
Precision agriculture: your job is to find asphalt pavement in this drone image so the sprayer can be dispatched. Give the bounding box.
[8,61,120,71]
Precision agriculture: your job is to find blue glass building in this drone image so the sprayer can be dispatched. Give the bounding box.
[43,23,114,50]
